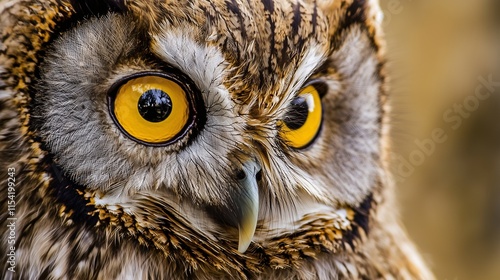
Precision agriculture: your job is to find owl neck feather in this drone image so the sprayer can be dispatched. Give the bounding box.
[44,158,374,275]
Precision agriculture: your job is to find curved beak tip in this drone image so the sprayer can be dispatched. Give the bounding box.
[238,214,257,253]
[236,159,260,253]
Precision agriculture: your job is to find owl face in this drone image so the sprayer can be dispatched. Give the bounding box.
[2,0,385,272]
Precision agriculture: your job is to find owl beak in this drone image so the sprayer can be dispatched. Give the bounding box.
[236,160,260,253]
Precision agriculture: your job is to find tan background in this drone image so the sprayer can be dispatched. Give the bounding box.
[380,0,500,279]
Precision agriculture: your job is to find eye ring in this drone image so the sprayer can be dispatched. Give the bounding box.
[107,71,200,147]
[279,82,325,149]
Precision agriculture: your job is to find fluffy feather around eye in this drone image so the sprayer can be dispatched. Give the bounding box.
[0,0,434,279]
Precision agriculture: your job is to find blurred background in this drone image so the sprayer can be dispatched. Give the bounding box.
[379,0,500,279]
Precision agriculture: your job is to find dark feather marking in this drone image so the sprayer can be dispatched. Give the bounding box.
[261,0,276,74]
[66,0,127,16]
[291,1,301,36]
[261,0,274,13]
[331,0,370,50]
[226,0,248,39]
[47,160,98,227]
[352,192,373,234]
[40,265,52,279]
[311,1,318,35]
[342,193,373,247]
[278,2,301,68]
[344,0,367,27]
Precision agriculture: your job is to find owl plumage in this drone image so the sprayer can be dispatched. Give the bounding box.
[0,0,433,279]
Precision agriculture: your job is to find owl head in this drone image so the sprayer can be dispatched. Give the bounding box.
[0,0,400,277]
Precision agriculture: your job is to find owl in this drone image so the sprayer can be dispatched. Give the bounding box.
[0,0,434,279]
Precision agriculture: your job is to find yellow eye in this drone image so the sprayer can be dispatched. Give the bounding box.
[279,85,323,149]
[110,75,195,145]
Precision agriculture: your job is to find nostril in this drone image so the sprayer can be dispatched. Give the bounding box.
[256,170,262,181]
[236,169,246,181]
[236,159,261,182]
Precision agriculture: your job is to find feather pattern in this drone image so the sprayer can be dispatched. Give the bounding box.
[0,0,434,279]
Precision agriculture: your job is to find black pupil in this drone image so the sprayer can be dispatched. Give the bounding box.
[283,96,309,130]
[137,89,172,122]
